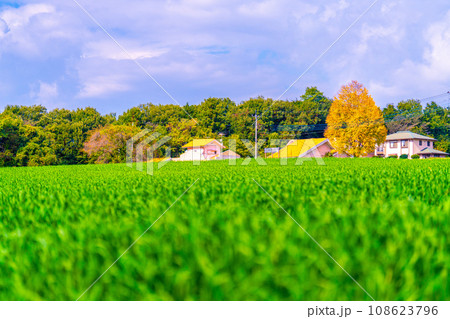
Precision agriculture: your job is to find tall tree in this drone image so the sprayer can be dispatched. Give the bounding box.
[325,81,387,157]
[83,125,142,164]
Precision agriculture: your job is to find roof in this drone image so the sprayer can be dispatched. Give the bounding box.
[212,150,241,160]
[182,139,224,148]
[417,147,449,155]
[268,138,328,158]
[386,131,436,141]
[221,150,241,157]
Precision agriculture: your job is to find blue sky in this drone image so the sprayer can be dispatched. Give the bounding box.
[1,0,450,114]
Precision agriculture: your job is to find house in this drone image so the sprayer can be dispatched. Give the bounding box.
[179,139,224,161]
[215,150,241,160]
[416,148,449,159]
[267,138,333,158]
[374,131,449,159]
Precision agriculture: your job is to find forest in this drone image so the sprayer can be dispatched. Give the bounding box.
[1,87,449,166]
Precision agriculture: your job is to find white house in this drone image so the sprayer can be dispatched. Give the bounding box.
[178,139,224,161]
[374,131,449,159]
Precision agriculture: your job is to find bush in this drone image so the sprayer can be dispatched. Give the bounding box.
[388,155,398,159]
[400,154,408,159]
[411,154,420,159]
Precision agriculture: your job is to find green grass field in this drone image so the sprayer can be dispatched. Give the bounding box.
[0,158,449,300]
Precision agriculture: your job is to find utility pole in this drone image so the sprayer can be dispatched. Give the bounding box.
[254,112,258,158]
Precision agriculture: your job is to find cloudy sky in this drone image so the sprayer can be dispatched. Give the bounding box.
[1,0,449,114]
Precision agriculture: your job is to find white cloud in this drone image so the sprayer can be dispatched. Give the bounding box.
[369,10,450,103]
[320,0,349,22]
[380,1,397,14]
[2,0,450,110]
[354,24,402,55]
[82,40,168,61]
[77,73,132,98]
[31,81,58,102]
[421,13,450,81]
[238,0,282,18]
[0,4,54,55]
[0,3,87,58]
[0,3,54,28]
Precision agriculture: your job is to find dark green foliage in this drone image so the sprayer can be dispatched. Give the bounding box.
[0,115,28,166]
[193,98,234,134]
[383,100,450,153]
[1,89,448,168]
[3,105,47,124]
[0,159,448,300]
[411,154,420,159]
[0,88,333,167]
[399,154,408,159]
[0,106,114,166]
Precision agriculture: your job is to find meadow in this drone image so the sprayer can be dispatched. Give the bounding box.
[0,158,449,300]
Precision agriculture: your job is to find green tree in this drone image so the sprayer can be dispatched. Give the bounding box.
[383,100,426,134]
[422,102,450,153]
[192,98,234,134]
[0,115,27,166]
[3,105,47,125]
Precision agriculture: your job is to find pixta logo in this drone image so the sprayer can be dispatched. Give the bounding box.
[126,130,171,175]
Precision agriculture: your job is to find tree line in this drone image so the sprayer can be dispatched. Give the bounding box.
[382,99,450,152]
[1,86,449,167]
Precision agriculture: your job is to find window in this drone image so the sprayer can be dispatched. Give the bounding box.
[390,141,398,148]
[401,140,408,148]
[419,140,422,146]
[427,141,430,147]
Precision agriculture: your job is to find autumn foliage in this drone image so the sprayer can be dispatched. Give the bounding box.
[325,81,387,157]
[83,125,142,163]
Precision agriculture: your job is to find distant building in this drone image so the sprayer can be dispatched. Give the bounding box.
[179,139,224,161]
[267,138,333,158]
[215,150,241,160]
[374,131,449,159]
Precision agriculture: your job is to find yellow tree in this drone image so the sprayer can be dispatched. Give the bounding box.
[325,81,387,157]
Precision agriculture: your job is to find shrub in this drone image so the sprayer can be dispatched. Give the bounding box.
[388,155,398,159]
[411,154,420,159]
[400,154,408,159]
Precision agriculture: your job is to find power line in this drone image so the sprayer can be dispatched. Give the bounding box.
[419,91,450,102]
[272,97,450,137]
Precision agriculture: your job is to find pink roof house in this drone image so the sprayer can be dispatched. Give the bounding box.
[179,139,224,161]
[374,131,449,159]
